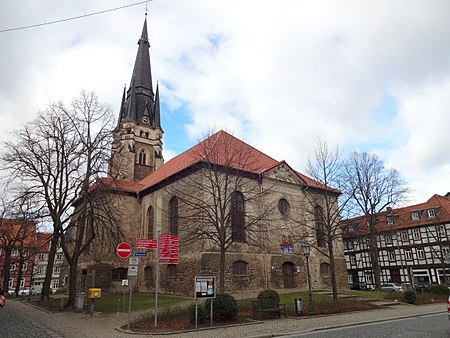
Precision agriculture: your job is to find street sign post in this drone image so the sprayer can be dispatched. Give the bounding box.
[117,242,132,259]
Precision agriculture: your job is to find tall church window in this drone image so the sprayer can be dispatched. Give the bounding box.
[169,197,178,236]
[231,191,245,242]
[315,205,326,247]
[147,206,154,239]
[139,148,147,165]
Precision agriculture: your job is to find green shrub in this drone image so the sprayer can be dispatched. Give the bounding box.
[428,284,450,295]
[205,293,238,322]
[188,303,206,324]
[257,289,280,303]
[403,290,416,304]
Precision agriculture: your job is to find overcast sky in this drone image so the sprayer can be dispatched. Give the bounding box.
[1,0,449,205]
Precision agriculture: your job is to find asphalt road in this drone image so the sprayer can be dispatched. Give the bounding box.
[0,304,64,338]
[281,313,450,338]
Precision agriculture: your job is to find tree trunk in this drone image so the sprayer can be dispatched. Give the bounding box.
[219,247,226,293]
[328,241,338,301]
[66,260,79,308]
[2,252,12,294]
[41,232,59,301]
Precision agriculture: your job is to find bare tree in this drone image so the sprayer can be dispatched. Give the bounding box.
[0,91,122,304]
[165,131,274,292]
[342,151,409,290]
[305,139,350,301]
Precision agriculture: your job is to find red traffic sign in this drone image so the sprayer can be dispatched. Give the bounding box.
[136,239,157,249]
[117,242,132,259]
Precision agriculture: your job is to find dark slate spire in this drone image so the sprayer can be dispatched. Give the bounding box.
[117,15,160,129]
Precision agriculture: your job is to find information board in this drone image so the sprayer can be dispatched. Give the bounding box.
[194,276,216,299]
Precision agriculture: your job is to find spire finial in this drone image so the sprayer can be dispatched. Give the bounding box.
[145,3,148,17]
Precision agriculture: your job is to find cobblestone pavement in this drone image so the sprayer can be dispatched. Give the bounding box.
[3,297,447,338]
[0,302,65,338]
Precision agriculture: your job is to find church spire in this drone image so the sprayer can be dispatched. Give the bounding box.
[109,15,164,182]
[117,15,160,129]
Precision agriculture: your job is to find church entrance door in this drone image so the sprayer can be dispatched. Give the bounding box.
[282,262,295,288]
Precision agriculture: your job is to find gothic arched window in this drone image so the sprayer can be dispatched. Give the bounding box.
[138,148,147,165]
[147,206,154,239]
[231,191,245,242]
[315,205,326,247]
[169,197,178,236]
[232,260,248,276]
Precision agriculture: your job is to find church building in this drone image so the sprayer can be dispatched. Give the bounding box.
[77,16,348,296]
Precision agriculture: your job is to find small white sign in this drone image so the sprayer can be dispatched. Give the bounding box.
[128,265,138,276]
[129,256,139,266]
[122,279,128,287]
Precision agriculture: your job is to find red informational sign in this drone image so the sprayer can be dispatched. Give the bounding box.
[159,233,179,264]
[136,239,157,249]
[116,242,132,259]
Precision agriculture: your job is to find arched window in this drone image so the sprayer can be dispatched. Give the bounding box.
[320,263,330,277]
[138,148,147,165]
[144,266,152,284]
[169,197,178,236]
[315,205,326,247]
[232,260,248,276]
[167,264,177,279]
[147,206,154,239]
[231,191,245,242]
[112,267,127,280]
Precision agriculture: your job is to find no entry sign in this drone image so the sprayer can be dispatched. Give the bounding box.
[116,242,132,259]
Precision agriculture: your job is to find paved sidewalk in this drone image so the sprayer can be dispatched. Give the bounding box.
[8,298,446,338]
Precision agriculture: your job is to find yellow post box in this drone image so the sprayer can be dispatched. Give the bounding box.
[88,288,102,299]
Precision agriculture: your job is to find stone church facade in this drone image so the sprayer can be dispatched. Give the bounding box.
[77,16,348,296]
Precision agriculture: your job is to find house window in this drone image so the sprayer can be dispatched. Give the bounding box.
[9,263,16,271]
[350,255,356,265]
[52,279,59,289]
[167,264,177,278]
[232,261,249,276]
[20,278,25,288]
[278,198,290,216]
[417,248,425,259]
[138,148,147,165]
[404,249,412,260]
[388,251,395,262]
[231,191,245,243]
[112,267,127,281]
[411,211,420,220]
[37,253,44,261]
[320,263,330,277]
[36,266,43,274]
[427,209,436,218]
[22,263,28,271]
[438,225,446,236]
[54,266,61,273]
[11,250,18,256]
[346,239,354,250]
[56,253,62,261]
[169,197,179,236]
[147,206,154,239]
[8,278,14,288]
[412,229,421,240]
[315,206,326,247]
[365,272,373,284]
[401,230,409,241]
[385,234,393,244]
[387,216,395,225]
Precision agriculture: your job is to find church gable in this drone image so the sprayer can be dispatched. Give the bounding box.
[264,162,305,186]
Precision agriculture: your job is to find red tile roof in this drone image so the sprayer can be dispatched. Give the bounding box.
[97,130,335,194]
[341,194,450,237]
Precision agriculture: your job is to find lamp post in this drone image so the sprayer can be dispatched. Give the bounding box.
[302,242,313,315]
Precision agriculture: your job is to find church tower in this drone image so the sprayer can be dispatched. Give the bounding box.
[109,15,164,181]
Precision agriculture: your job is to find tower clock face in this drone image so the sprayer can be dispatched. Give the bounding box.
[142,116,150,124]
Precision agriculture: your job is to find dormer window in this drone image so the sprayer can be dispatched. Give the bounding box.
[387,216,395,225]
[411,211,420,220]
[427,208,436,218]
